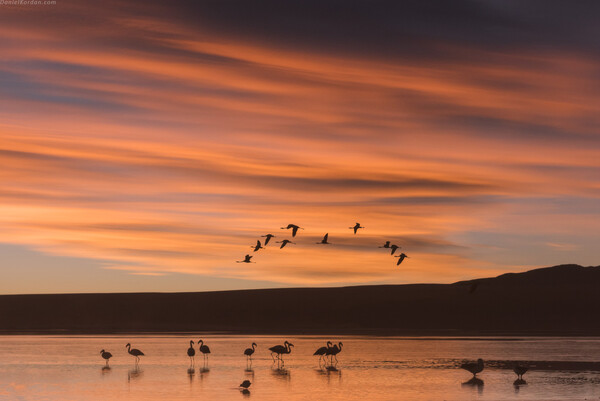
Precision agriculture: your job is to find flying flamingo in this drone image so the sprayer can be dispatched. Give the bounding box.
[280,224,303,237]
[236,254,255,263]
[328,342,343,364]
[198,339,211,363]
[187,340,195,365]
[251,240,264,252]
[395,253,409,265]
[126,343,144,363]
[313,341,332,364]
[349,222,364,234]
[276,239,295,249]
[316,233,331,244]
[461,358,484,377]
[269,341,294,363]
[261,234,275,245]
[390,244,400,255]
[244,342,257,362]
[100,349,112,366]
[379,241,390,248]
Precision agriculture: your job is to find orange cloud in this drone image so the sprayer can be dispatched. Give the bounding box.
[0,4,598,291]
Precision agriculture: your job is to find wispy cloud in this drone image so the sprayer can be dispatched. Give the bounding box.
[0,0,598,291]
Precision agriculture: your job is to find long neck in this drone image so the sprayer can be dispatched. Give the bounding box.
[338,342,343,349]
[252,344,256,350]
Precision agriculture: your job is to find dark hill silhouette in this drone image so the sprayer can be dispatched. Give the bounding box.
[1,264,599,335]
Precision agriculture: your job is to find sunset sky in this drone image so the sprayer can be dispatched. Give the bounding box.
[1,0,599,294]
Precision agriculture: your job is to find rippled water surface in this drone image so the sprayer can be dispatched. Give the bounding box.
[2,335,600,400]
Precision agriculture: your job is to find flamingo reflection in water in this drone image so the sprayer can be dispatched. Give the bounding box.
[128,366,143,383]
[462,376,484,394]
[239,379,251,395]
[272,366,291,382]
[513,363,529,387]
[460,359,484,395]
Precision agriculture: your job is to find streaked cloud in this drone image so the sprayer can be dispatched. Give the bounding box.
[0,0,598,292]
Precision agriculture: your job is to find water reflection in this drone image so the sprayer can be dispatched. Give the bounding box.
[187,367,195,385]
[3,335,600,401]
[198,366,210,383]
[101,366,111,375]
[127,367,143,382]
[514,378,527,393]
[315,366,342,384]
[461,377,484,395]
[240,388,251,397]
[272,367,291,382]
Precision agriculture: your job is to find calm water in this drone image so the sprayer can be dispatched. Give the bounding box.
[1,335,600,400]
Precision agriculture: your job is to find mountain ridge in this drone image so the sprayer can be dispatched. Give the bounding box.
[1,263,599,335]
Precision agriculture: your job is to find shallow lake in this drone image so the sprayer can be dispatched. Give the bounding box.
[1,335,600,400]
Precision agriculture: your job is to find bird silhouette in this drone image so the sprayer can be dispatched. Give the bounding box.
[236,254,255,263]
[276,239,295,249]
[349,222,364,234]
[261,234,275,245]
[313,341,332,363]
[395,253,409,265]
[126,343,144,363]
[198,339,211,363]
[461,358,484,377]
[280,224,303,237]
[327,342,343,364]
[187,340,195,365]
[514,364,528,380]
[269,341,294,362]
[239,380,251,389]
[378,241,390,248]
[244,342,257,362]
[251,240,264,252]
[316,233,330,244]
[390,244,400,255]
[100,349,112,366]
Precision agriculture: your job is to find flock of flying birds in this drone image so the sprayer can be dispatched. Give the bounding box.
[236,222,410,266]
